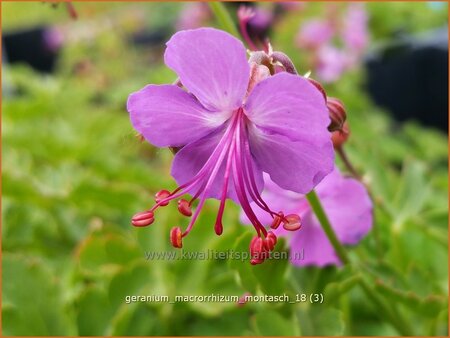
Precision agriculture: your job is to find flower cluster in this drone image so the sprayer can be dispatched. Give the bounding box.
[296,3,369,83]
[127,28,335,263]
[128,24,373,266]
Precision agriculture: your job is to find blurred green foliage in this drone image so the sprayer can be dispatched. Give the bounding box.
[2,2,448,336]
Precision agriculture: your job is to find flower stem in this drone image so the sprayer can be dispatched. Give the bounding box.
[208,2,240,37]
[307,189,414,335]
[306,190,350,264]
[336,146,361,180]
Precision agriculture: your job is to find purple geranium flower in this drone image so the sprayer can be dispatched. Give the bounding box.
[242,168,373,266]
[127,28,334,260]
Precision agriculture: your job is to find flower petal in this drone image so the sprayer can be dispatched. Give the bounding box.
[171,127,264,203]
[317,169,373,245]
[244,72,331,143]
[248,126,334,194]
[164,28,250,112]
[127,84,225,147]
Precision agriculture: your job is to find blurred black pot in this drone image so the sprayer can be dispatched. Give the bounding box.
[365,27,448,132]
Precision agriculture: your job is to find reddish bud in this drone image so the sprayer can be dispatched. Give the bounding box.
[270,211,284,229]
[283,214,302,231]
[331,122,350,148]
[131,210,154,227]
[307,78,327,101]
[170,226,183,248]
[155,189,171,206]
[177,199,192,217]
[327,97,347,132]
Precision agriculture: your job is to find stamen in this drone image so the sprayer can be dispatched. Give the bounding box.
[131,210,154,227]
[283,214,302,231]
[170,226,183,248]
[155,190,171,206]
[177,199,192,217]
[264,231,277,251]
[270,212,284,229]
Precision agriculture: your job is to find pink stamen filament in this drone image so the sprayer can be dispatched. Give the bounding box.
[144,107,291,245]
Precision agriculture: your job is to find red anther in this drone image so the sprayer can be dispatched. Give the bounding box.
[214,221,223,235]
[307,78,327,101]
[270,211,284,229]
[264,231,277,251]
[131,210,154,227]
[250,236,262,257]
[283,214,302,231]
[250,258,264,265]
[331,122,350,148]
[155,190,171,206]
[177,199,192,217]
[170,226,183,248]
[327,97,347,132]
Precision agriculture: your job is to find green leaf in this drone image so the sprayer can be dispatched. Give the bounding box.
[2,254,75,336]
[253,309,300,336]
[229,232,259,294]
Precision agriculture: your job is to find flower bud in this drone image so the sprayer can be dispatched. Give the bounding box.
[155,189,171,206]
[131,210,154,227]
[170,226,183,248]
[177,199,192,217]
[283,214,302,231]
[331,122,350,148]
[327,97,347,132]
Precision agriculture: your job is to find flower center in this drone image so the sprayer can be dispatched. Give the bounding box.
[132,107,301,264]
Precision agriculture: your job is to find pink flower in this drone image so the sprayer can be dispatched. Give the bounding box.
[127,28,334,260]
[176,3,211,31]
[342,3,368,53]
[295,3,369,83]
[242,168,373,267]
[296,19,334,49]
[316,45,350,83]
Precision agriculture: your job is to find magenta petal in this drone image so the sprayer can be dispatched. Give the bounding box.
[171,127,263,203]
[164,28,250,112]
[316,169,373,245]
[244,72,331,143]
[249,127,334,194]
[128,84,224,147]
[289,213,342,267]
